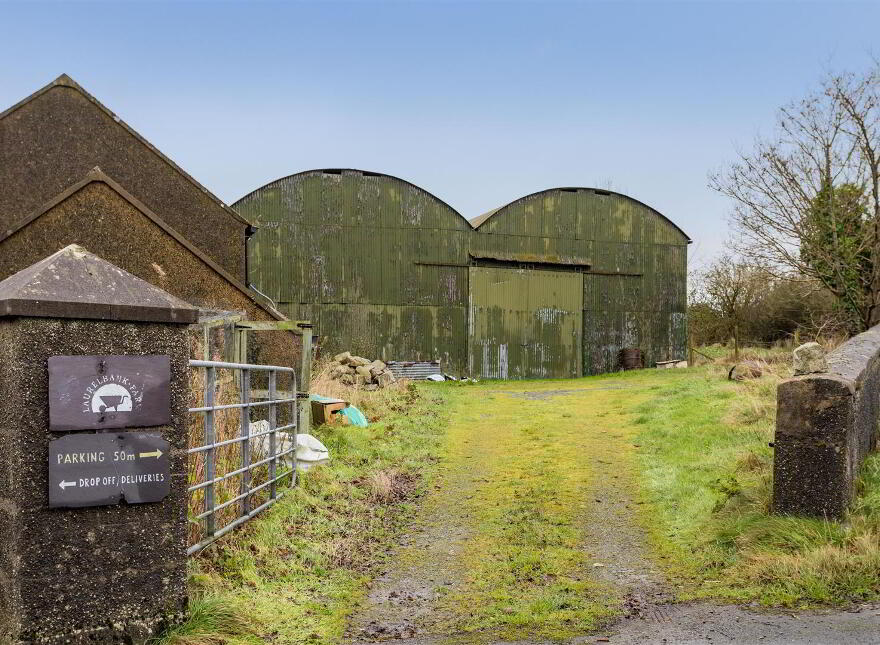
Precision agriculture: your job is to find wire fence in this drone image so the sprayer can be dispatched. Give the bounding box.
[186,359,299,556]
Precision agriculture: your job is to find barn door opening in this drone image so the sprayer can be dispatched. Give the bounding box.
[468,267,583,379]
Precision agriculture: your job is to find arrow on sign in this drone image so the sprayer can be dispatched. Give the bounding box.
[139,449,163,459]
[59,480,76,490]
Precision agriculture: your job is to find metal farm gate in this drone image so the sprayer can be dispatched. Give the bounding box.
[187,359,300,555]
[468,267,583,379]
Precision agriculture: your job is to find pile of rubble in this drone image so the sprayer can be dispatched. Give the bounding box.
[329,352,397,390]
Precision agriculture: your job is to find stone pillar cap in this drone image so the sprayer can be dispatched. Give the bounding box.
[0,244,198,323]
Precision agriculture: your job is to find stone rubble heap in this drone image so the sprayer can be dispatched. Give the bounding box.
[329,351,398,390]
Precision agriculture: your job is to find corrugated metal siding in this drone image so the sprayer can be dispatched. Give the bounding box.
[473,188,687,375]
[237,177,688,378]
[386,360,443,379]
[469,267,582,379]
[237,169,472,371]
[286,303,467,370]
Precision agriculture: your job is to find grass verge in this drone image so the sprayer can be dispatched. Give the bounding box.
[632,353,880,607]
[155,381,448,645]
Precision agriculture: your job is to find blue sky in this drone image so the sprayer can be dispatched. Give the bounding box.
[2,0,878,265]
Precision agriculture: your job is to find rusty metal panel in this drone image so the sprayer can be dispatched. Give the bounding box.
[469,267,582,379]
[386,360,442,379]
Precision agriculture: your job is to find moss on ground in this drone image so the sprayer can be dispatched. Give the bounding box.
[424,379,651,640]
[157,383,449,645]
[159,359,880,645]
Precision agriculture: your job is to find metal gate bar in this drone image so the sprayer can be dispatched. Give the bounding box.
[187,359,298,556]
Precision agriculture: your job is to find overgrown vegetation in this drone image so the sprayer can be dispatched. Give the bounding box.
[157,380,448,645]
[710,63,880,333]
[696,62,880,347]
[689,259,844,349]
[633,348,880,607]
[165,346,880,645]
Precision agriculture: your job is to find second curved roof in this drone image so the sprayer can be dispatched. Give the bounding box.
[234,171,691,243]
[471,186,691,243]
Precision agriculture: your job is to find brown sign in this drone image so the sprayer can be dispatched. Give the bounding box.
[48,355,171,431]
[48,432,171,508]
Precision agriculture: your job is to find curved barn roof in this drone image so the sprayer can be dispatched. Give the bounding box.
[471,187,691,243]
[233,168,473,229]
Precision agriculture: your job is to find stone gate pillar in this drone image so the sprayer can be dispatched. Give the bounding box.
[0,245,197,644]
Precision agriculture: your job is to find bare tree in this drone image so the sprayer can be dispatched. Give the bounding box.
[699,255,768,359]
[710,64,880,331]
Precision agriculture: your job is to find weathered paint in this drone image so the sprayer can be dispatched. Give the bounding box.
[469,267,583,378]
[235,171,689,377]
[476,188,689,375]
[283,302,467,370]
[236,169,471,370]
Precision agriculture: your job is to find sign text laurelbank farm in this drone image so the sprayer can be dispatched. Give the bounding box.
[48,354,172,431]
[46,354,173,508]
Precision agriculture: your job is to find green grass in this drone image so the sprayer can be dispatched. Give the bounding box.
[151,595,259,644]
[155,383,449,645]
[427,380,623,640]
[630,360,880,607]
[161,354,880,645]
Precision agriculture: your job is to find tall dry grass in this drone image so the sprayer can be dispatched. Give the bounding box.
[704,336,851,434]
[185,348,412,548]
[697,334,847,367]
[186,336,296,549]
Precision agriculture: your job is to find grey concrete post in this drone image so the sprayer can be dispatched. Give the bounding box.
[0,245,197,644]
[773,375,855,517]
[773,330,880,518]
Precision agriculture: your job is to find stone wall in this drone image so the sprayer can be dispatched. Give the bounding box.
[774,327,880,517]
[0,319,190,643]
[0,246,195,643]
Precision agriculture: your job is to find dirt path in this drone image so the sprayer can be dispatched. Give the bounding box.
[580,423,672,617]
[345,382,880,644]
[345,424,482,641]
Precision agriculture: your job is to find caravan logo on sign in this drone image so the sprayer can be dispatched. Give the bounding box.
[49,355,171,431]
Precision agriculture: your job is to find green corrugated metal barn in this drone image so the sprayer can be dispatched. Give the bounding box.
[234,168,690,378]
